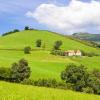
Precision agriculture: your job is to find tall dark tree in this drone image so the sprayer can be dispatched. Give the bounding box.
[36,39,42,47]
[11,59,31,82]
[53,40,62,50]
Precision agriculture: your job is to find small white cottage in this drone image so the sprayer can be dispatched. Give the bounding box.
[64,50,82,56]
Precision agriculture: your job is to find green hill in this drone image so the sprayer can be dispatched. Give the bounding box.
[0,30,99,54]
[0,81,100,100]
[0,30,100,99]
[0,30,100,81]
[73,32,100,42]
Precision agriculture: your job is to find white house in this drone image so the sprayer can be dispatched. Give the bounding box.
[64,50,82,56]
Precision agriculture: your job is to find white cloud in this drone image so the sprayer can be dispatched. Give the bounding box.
[26,0,100,34]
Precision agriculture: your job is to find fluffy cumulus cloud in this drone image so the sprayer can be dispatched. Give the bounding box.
[26,0,100,34]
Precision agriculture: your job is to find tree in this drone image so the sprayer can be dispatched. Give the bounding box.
[61,64,89,91]
[36,39,42,47]
[25,26,29,30]
[24,46,31,54]
[53,40,62,50]
[11,59,31,82]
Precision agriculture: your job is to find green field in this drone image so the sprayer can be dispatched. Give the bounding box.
[0,30,100,54]
[0,50,100,81]
[0,30,100,99]
[0,81,100,100]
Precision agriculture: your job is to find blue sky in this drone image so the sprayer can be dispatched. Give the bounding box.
[0,0,100,34]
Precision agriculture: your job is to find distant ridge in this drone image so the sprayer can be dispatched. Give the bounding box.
[72,32,100,42]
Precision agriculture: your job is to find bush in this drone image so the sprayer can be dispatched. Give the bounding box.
[82,87,94,94]
[61,63,100,95]
[11,59,31,82]
[0,67,11,81]
[21,78,69,90]
[24,46,31,54]
[2,29,20,36]
[36,39,42,47]
[51,50,65,56]
[33,79,58,88]
[81,51,99,57]
[53,40,63,50]
[61,64,89,91]
[21,79,34,85]
[24,26,29,30]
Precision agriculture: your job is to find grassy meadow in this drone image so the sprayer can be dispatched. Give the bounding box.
[0,30,100,99]
[0,81,100,100]
[0,30,100,54]
[0,50,100,81]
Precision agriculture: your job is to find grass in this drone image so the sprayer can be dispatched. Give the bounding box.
[0,30,100,99]
[0,50,100,81]
[0,30,100,54]
[0,81,100,100]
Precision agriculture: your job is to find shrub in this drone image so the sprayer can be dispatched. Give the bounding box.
[2,29,20,36]
[11,59,31,82]
[53,40,63,50]
[24,26,29,30]
[82,87,94,94]
[33,79,58,88]
[0,67,11,81]
[24,46,31,54]
[21,79,34,85]
[81,51,99,57]
[36,39,42,47]
[61,64,89,91]
[51,50,65,56]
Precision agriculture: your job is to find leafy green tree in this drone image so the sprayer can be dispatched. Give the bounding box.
[36,39,42,47]
[61,64,89,91]
[53,40,62,50]
[25,26,29,30]
[24,46,31,54]
[11,59,31,82]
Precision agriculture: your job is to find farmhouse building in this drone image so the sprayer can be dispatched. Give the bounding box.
[64,50,82,56]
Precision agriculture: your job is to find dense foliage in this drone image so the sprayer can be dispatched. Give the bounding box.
[24,26,30,30]
[51,50,65,56]
[36,39,42,47]
[0,59,31,83]
[53,40,63,50]
[24,46,31,54]
[2,29,20,36]
[81,50,99,57]
[0,67,11,81]
[11,59,31,82]
[61,64,100,95]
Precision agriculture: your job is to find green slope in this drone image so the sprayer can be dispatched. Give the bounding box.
[0,81,100,100]
[73,33,100,42]
[0,30,99,54]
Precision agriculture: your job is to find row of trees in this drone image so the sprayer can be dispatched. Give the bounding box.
[22,63,100,95]
[2,26,34,36]
[0,59,99,95]
[23,40,63,54]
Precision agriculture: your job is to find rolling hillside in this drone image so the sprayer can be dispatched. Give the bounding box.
[0,30,100,99]
[0,30,100,81]
[73,33,100,42]
[0,30,100,54]
[0,81,100,100]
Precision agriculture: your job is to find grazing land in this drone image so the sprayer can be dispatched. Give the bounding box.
[0,30,100,99]
[0,81,100,100]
